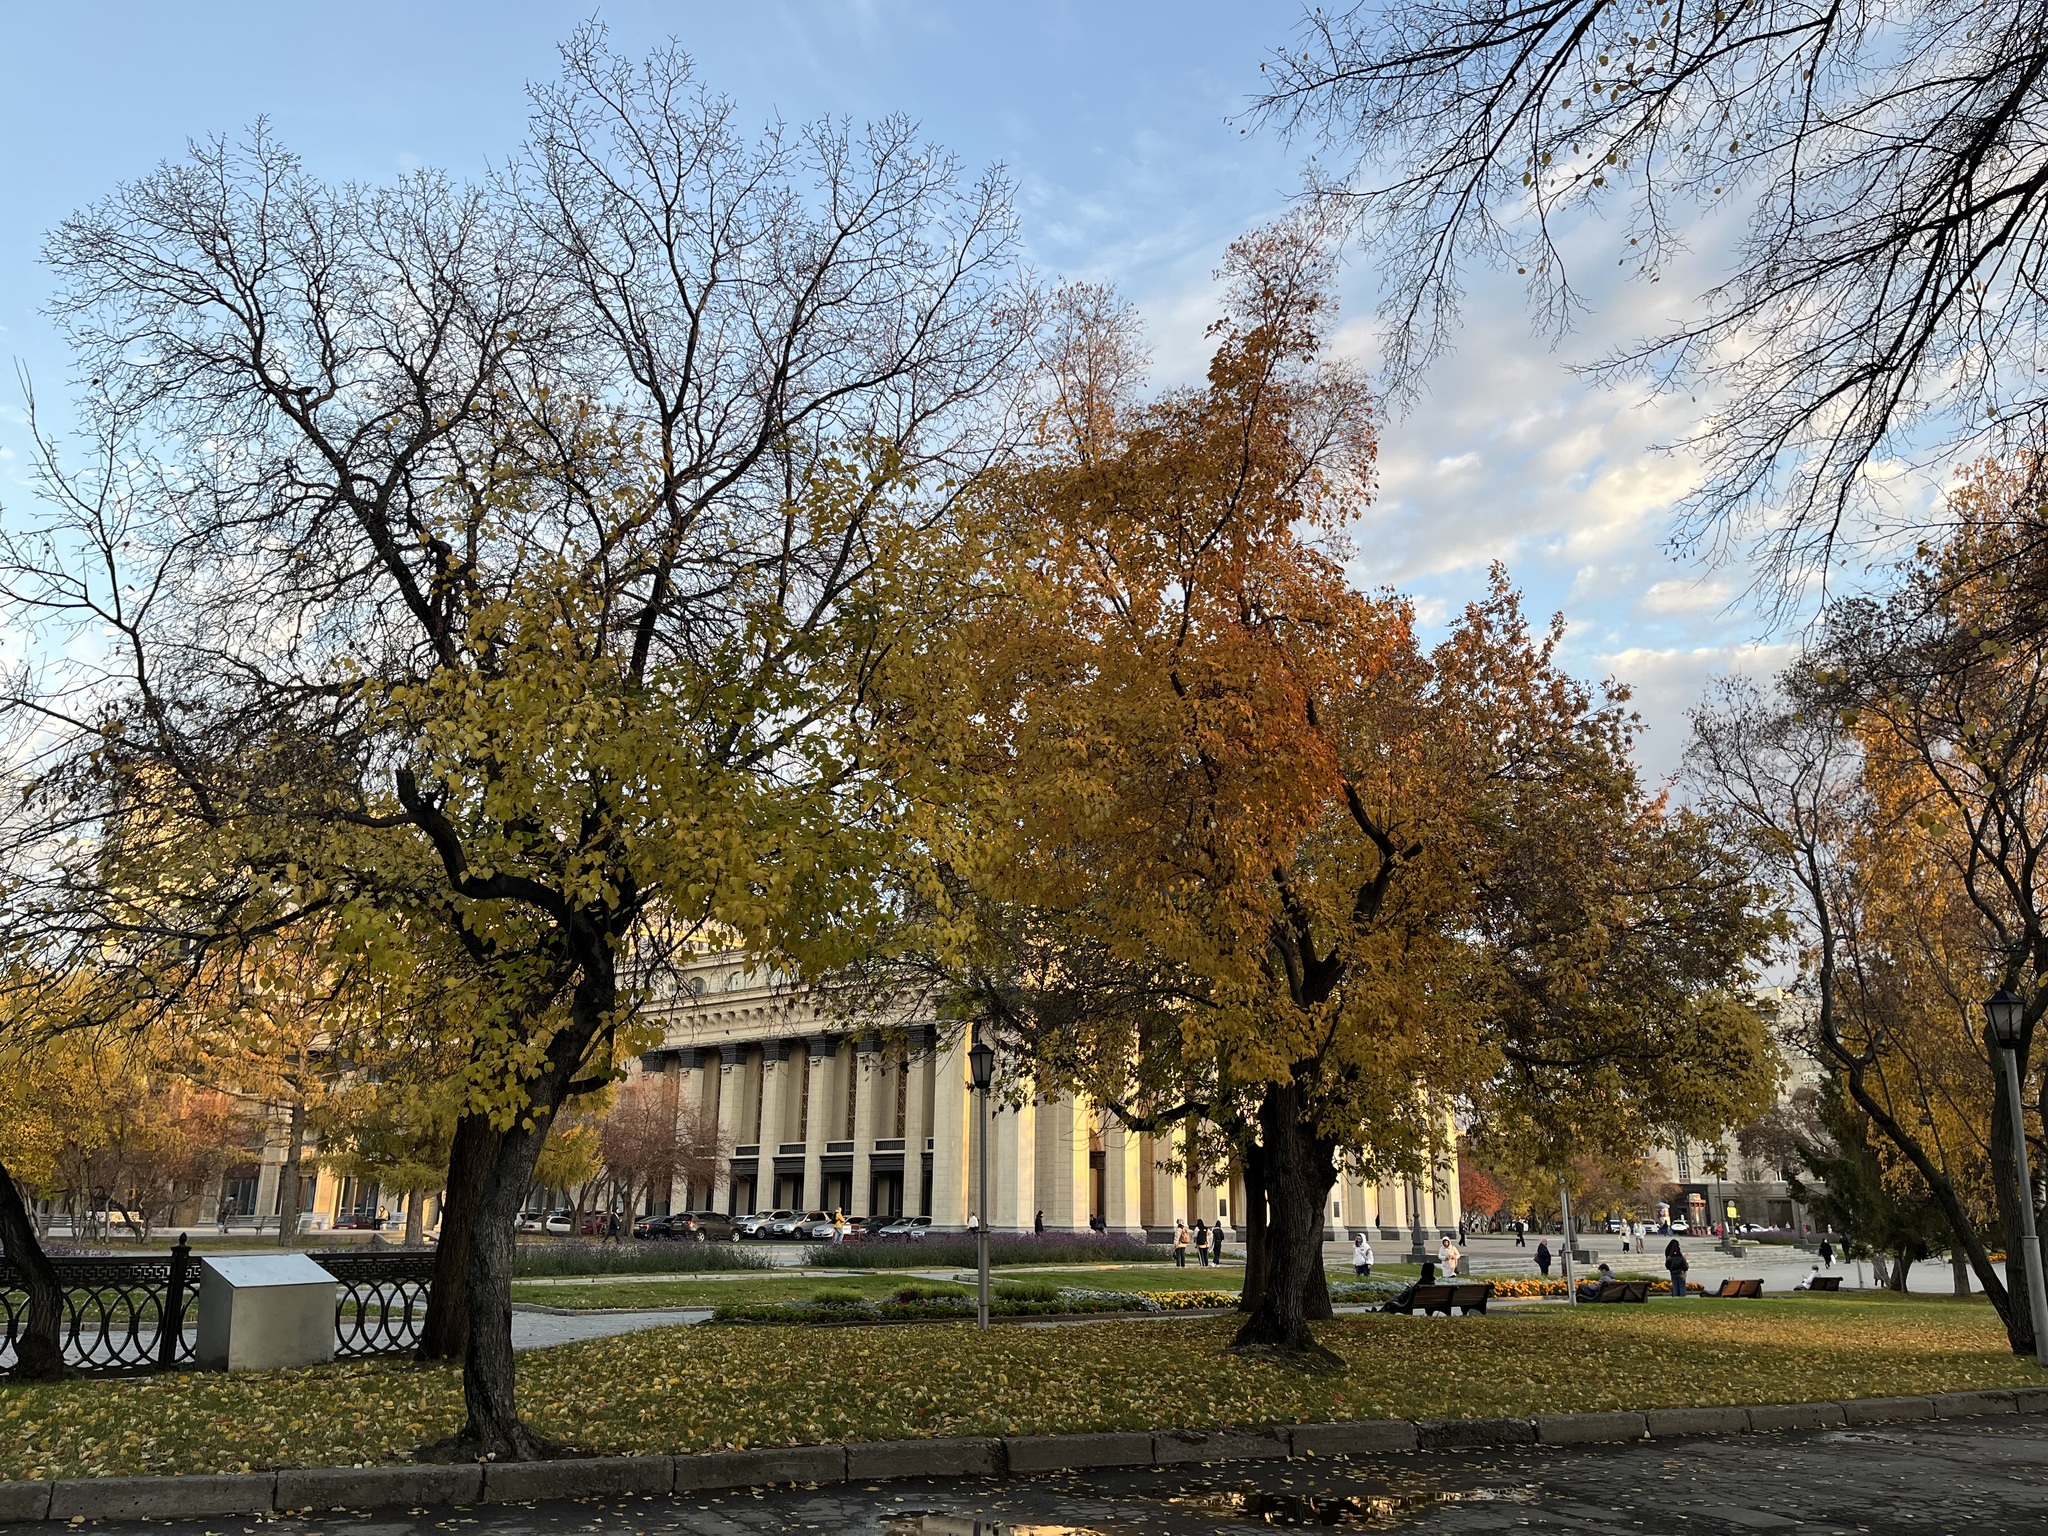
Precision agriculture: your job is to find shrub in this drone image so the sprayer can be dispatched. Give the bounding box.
[993,1279,1060,1304]
[810,1288,866,1306]
[512,1240,773,1277]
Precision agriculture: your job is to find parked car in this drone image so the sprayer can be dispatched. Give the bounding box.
[1669,1218,1691,1234]
[1605,1217,1626,1234]
[514,1211,574,1235]
[770,1209,828,1239]
[737,1209,794,1239]
[800,1214,860,1240]
[876,1215,931,1241]
[677,1211,740,1242]
[634,1213,689,1241]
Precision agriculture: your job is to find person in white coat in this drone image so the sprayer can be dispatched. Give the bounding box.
[1352,1233,1374,1277]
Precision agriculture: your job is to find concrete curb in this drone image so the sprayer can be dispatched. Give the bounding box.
[5,1387,2038,1523]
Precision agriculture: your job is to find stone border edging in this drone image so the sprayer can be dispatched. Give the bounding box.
[3,1388,2041,1525]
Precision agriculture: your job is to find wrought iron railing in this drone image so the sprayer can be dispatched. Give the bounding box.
[0,1239,436,1377]
[314,1250,434,1359]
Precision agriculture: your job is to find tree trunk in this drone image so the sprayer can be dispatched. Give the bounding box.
[0,1159,66,1379]
[1953,1246,1972,1297]
[404,1188,425,1248]
[277,1092,307,1247]
[417,1112,500,1363]
[1230,1084,1340,1366]
[1887,1252,1912,1292]
[1238,1144,1269,1315]
[458,1112,558,1461]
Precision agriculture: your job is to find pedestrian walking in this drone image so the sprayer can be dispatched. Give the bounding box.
[831,1207,847,1243]
[1818,1238,1835,1270]
[1173,1220,1191,1268]
[1193,1217,1209,1265]
[967,1212,980,1232]
[1210,1220,1224,1266]
[1514,1219,1527,1249]
[1665,1237,1690,1299]
[1438,1233,1461,1276]
[217,1198,232,1235]
[1535,1239,1552,1277]
[1034,1210,1044,1235]
[1352,1232,1374,1277]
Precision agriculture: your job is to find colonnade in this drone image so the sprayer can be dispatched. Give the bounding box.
[639,1025,1460,1238]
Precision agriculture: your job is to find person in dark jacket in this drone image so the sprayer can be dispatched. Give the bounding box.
[1535,1239,1552,1277]
[1381,1259,1440,1314]
[1192,1216,1209,1265]
[1665,1237,1690,1299]
[1210,1220,1224,1265]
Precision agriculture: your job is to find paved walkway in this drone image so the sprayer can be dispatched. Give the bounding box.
[76,1417,2048,1533]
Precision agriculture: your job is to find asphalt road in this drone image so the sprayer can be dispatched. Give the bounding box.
[82,1417,2048,1535]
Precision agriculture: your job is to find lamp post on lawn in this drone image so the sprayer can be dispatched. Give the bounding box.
[1985,989,2048,1367]
[969,1030,995,1332]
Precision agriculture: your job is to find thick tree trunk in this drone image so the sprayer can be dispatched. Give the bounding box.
[1953,1246,1972,1297]
[1238,1145,1269,1315]
[1887,1252,1912,1292]
[0,1160,66,1379]
[404,1188,425,1248]
[459,1112,558,1461]
[1230,1084,1340,1366]
[277,1093,307,1247]
[418,1112,500,1363]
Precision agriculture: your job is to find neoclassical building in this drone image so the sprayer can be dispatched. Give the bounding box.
[637,948,1461,1240]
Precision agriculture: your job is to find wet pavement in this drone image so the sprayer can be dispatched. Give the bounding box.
[83,1417,2048,1534]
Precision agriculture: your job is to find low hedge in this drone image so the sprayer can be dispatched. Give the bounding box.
[711,1283,1239,1325]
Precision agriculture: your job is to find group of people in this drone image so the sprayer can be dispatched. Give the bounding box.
[1172,1217,1227,1266]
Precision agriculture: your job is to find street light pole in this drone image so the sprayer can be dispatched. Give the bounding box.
[969,1031,995,1332]
[1985,990,2048,1368]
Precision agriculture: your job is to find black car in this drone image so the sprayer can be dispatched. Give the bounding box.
[633,1213,690,1241]
[635,1210,739,1242]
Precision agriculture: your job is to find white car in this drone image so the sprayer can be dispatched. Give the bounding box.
[515,1211,574,1235]
[738,1209,795,1238]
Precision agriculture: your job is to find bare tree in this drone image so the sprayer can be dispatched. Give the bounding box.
[1252,1,2048,586]
[598,1072,724,1225]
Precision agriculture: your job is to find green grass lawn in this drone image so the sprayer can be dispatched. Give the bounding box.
[0,1293,2032,1481]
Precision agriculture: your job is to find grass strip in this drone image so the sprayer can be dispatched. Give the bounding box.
[0,1293,2030,1481]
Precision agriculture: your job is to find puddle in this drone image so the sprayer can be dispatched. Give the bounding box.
[884,1519,1117,1536]
[1171,1482,1541,1528]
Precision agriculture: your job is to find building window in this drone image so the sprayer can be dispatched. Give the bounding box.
[1675,1139,1692,1181]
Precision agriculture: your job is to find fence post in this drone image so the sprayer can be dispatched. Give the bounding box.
[157,1234,191,1370]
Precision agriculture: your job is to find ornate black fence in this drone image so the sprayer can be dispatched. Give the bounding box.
[316,1250,434,1359]
[0,1239,435,1377]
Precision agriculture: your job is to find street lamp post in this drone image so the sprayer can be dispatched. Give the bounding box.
[1985,989,2048,1368]
[968,1031,995,1332]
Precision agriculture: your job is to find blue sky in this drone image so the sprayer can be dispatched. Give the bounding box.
[0,2,1799,778]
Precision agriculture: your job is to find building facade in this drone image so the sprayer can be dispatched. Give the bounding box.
[638,949,1461,1241]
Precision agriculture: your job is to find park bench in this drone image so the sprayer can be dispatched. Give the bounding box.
[1806,1275,1843,1292]
[1712,1278,1765,1298]
[1390,1281,1494,1316]
[1579,1278,1651,1303]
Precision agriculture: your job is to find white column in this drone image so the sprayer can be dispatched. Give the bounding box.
[903,1030,934,1217]
[928,1028,972,1230]
[850,1035,879,1217]
[1101,1113,1147,1238]
[712,1044,743,1211]
[671,1052,701,1210]
[758,1040,796,1207]
[801,1039,832,1213]
[1037,1092,1092,1232]
[990,1090,1037,1233]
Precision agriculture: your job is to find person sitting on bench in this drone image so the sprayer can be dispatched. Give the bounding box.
[1576,1262,1616,1301]
[1381,1260,1439,1313]
[1794,1265,1821,1291]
